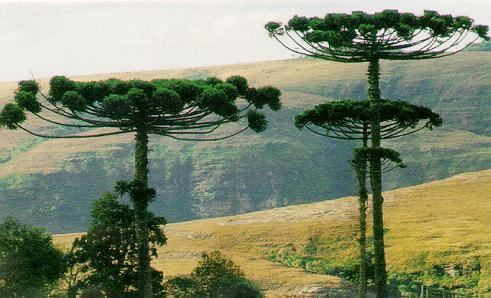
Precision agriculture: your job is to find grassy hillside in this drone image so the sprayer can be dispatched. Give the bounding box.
[0,52,490,232]
[54,169,491,297]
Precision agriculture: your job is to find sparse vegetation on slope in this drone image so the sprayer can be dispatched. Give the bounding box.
[54,169,491,297]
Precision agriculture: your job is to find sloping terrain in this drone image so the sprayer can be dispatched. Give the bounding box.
[0,52,490,232]
[54,169,491,296]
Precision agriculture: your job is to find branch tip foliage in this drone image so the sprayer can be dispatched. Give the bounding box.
[266,9,489,62]
[294,99,442,140]
[0,75,282,140]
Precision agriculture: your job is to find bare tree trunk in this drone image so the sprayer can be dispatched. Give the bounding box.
[368,58,388,297]
[356,130,369,298]
[134,128,153,298]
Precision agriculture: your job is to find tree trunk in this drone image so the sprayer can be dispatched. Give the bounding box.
[134,128,153,298]
[356,130,369,298]
[367,58,388,297]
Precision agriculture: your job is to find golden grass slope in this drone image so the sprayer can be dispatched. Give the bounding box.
[54,169,491,297]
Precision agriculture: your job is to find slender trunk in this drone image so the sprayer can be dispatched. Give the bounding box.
[356,129,369,298]
[134,128,153,298]
[368,58,388,297]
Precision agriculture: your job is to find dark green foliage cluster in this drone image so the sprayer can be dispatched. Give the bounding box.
[266,10,489,61]
[164,251,262,298]
[295,99,442,140]
[67,191,166,297]
[0,76,281,136]
[0,217,67,297]
[115,179,158,206]
[14,80,42,113]
[0,103,25,129]
[0,81,40,128]
[295,100,441,128]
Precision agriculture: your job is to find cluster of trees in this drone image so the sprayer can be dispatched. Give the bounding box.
[266,9,488,298]
[0,194,259,297]
[0,8,488,298]
[66,189,167,297]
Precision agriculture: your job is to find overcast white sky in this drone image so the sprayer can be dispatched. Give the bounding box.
[0,0,489,81]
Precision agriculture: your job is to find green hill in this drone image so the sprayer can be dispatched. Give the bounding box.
[0,52,490,233]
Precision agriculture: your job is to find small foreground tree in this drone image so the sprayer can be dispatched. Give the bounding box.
[0,216,67,297]
[67,187,166,297]
[164,250,262,298]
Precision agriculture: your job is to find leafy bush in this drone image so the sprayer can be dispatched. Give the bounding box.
[163,277,198,297]
[388,257,482,295]
[0,216,67,297]
[164,251,262,297]
[67,192,166,297]
[337,252,376,285]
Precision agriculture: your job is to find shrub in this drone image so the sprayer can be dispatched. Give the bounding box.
[68,192,166,297]
[0,216,67,297]
[163,277,198,297]
[164,251,262,298]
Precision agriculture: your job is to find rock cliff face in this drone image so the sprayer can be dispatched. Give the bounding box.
[1,52,490,233]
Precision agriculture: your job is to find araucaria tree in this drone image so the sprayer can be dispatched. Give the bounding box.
[0,76,281,297]
[295,99,441,296]
[266,10,488,297]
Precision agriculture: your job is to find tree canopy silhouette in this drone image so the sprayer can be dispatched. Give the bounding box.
[266,10,488,62]
[295,99,442,141]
